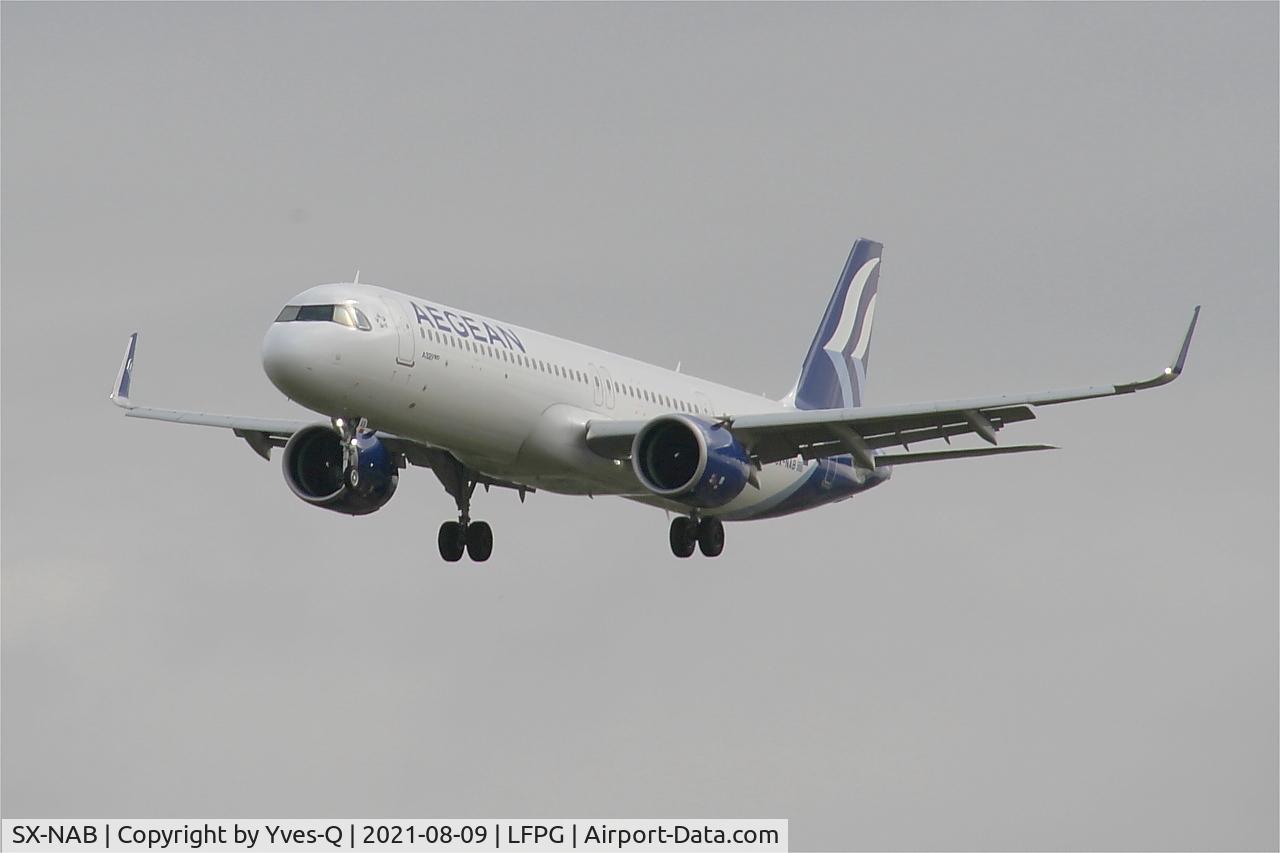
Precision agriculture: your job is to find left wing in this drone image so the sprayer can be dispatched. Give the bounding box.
[586,306,1199,467]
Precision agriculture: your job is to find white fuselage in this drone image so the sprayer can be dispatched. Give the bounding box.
[261,283,886,520]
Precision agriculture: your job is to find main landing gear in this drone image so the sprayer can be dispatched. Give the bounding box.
[669,514,725,558]
[436,475,494,563]
[438,518,493,562]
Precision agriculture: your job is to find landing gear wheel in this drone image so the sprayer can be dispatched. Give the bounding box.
[697,517,725,557]
[466,521,493,562]
[669,517,697,558]
[347,467,361,489]
[438,521,466,562]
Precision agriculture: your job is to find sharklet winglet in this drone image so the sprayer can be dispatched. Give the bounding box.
[110,332,139,408]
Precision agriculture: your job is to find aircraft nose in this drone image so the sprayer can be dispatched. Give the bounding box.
[261,322,314,399]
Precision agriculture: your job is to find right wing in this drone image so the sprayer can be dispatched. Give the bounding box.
[108,333,533,497]
[110,333,308,459]
[586,306,1200,467]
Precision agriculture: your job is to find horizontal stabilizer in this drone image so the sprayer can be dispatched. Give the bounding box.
[875,444,1057,465]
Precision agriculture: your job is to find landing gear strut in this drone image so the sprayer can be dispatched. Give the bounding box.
[669,514,725,558]
[333,415,363,486]
[435,472,494,562]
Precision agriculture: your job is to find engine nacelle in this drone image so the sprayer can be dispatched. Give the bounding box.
[282,424,398,515]
[631,415,752,508]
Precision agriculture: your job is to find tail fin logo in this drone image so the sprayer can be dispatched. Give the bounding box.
[821,256,880,356]
[791,240,884,411]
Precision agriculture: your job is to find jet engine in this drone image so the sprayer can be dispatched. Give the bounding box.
[631,415,752,508]
[282,424,398,515]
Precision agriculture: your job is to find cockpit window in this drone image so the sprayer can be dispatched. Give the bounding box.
[275,303,372,331]
[296,304,335,322]
[349,306,373,331]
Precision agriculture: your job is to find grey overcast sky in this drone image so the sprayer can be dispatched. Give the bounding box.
[2,3,1276,850]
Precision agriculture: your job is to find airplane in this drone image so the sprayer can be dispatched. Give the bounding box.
[109,239,1199,562]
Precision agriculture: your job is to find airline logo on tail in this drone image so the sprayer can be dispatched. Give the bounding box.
[793,239,884,410]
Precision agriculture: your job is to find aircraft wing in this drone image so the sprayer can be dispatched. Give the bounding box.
[108,333,534,496]
[586,306,1199,467]
[109,334,308,459]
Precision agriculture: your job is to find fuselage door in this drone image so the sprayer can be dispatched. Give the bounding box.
[385,297,416,366]
[598,364,617,410]
[588,362,604,407]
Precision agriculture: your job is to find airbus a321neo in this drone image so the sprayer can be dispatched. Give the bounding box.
[111,239,1199,561]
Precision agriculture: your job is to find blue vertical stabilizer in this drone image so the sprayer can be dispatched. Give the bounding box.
[787,239,884,410]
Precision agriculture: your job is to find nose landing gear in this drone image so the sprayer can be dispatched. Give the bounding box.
[333,415,365,486]
[669,514,725,558]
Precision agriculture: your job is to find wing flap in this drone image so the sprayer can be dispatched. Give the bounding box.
[875,444,1056,465]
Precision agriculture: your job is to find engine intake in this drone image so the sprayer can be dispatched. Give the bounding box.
[632,415,752,508]
[282,424,398,515]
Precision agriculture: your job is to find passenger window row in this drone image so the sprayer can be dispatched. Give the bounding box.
[606,378,705,414]
[420,326,707,414]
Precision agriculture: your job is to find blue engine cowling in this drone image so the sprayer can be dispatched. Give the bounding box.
[282,424,398,515]
[631,415,752,508]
